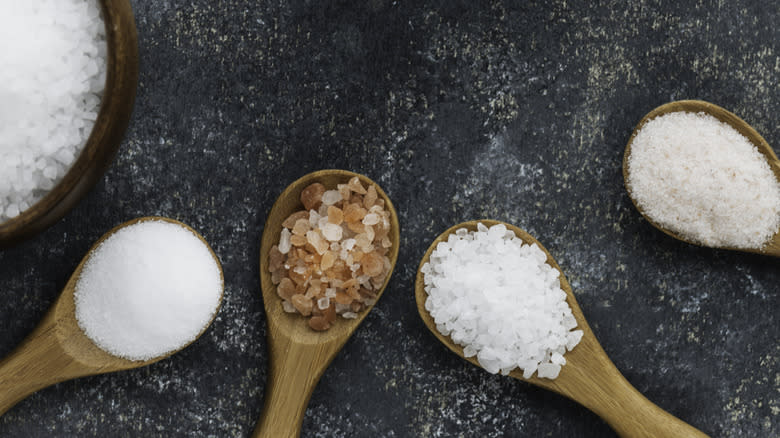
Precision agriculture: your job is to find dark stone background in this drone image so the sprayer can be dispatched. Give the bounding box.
[1,0,777,436]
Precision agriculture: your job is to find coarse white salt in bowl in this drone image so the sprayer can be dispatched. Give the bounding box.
[74,220,223,361]
[0,0,107,223]
[421,223,583,379]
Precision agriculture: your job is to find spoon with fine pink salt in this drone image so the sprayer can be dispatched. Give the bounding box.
[0,216,224,416]
[415,220,709,438]
[623,100,780,256]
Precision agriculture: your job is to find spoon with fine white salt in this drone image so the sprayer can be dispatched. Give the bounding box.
[623,100,780,256]
[0,216,224,416]
[415,220,709,438]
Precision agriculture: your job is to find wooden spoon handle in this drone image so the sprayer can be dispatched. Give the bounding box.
[575,365,708,437]
[252,336,341,438]
[544,333,709,437]
[0,316,76,416]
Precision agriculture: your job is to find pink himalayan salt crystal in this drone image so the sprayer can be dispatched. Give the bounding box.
[282,301,296,313]
[317,296,330,310]
[290,234,306,247]
[276,277,296,300]
[343,203,367,222]
[306,230,329,254]
[321,190,342,206]
[321,251,336,270]
[283,211,308,228]
[321,223,343,241]
[278,228,292,254]
[291,294,313,316]
[347,176,367,194]
[337,184,352,200]
[362,213,380,226]
[328,206,344,224]
[308,210,320,227]
[300,183,325,210]
[363,185,378,208]
[292,218,310,236]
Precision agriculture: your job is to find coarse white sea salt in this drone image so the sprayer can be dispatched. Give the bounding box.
[0,0,107,223]
[421,223,583,379]
[627,111,780,249]
[74,220,223,361]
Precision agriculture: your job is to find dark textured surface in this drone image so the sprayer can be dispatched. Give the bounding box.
[1,0,778,436]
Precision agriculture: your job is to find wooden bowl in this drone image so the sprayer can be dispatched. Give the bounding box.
[0,0,138,248]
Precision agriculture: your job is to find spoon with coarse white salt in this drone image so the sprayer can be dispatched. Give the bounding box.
[415,220,709,438]
[623,100,780,256]
[253,169,400,438]
[0,216,224,416]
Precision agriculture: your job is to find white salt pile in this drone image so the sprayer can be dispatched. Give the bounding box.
[626,112,780,249]
[75,220,223,361]
[0,0,107,223]
[421,223,583,379]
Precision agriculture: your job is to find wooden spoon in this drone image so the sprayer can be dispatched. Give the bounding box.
[622,99,780,256]
[415,220,709,438]
[253,169,400,438]
[0,216,224,416]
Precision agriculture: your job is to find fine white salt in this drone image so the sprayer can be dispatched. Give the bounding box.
[421,223,583,379]
[74,220,223,361]
[627,111,780,249]
[0,0,107,223]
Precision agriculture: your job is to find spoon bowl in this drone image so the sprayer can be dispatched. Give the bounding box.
[0,0,138,248]
[254,169,400,438]
[0,216,224,416]
[622,100,780,256]
[415,220,708,438]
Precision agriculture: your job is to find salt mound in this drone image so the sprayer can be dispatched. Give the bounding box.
[74,220,223,361]
[627,111,780,249]
[421,223,583,379]
[0,0,106,222]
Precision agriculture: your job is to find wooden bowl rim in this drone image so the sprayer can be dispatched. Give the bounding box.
[0,0,139,248]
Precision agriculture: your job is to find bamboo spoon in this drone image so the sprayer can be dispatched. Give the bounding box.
[622,100,780,256]
[0,216,224,416]
[254,170,400,438]
[415,220,709,438]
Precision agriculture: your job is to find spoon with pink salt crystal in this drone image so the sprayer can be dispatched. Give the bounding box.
[415,220,709,438]
[254,169,400,438]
